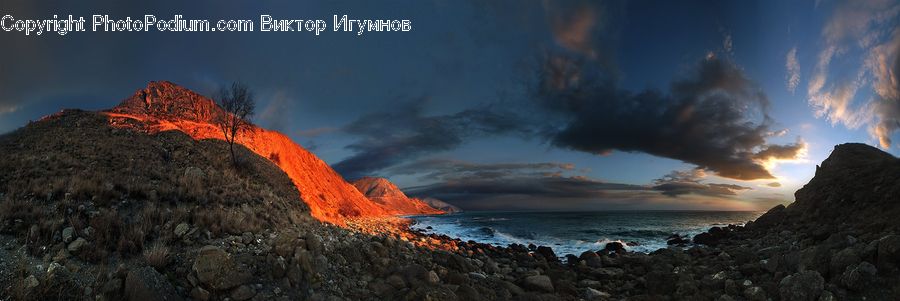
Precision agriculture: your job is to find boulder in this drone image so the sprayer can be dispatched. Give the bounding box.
[778,271,824,301]
[124,266,183,301]
[174,223,189,238]
[426,270,440,285]
[743,286,766,301]
[536,246,558,262]
[67,237,88,253]
[23,275,39,290]
[306,234,323,255]
[830,247,860,277]
[522,275,554,292]
[877,235,900,269]
[62,227,74,243]
[192,246,245,290]
[230,285,256,301]
[667,234,690,245]
[604,242,625,253]
[583,287,611,300]
[840,261,877,291]
[190,287,210,301]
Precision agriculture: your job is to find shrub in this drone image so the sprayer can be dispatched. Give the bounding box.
[143,242,171,271]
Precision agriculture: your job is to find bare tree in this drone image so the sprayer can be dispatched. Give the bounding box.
[214,82,256,166]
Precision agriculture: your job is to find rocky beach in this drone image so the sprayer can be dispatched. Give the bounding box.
[1,83,899,301]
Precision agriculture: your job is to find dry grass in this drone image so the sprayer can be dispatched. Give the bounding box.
[9,257,81,301]
[143,242,171,271]
[0,111,308,263]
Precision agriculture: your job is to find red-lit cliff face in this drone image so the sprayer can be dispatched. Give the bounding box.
[351,177,444,215]
[103,81,442,225]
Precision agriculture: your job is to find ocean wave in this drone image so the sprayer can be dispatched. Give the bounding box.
[609,229,674,237]
[471,217,511,222]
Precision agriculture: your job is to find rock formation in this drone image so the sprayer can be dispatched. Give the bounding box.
[351,177,443,215]
[419,197,462,213]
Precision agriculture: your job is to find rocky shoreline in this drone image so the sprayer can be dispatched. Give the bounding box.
[2,107,900,300]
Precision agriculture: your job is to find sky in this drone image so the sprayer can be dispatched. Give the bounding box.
[1,0,898,211]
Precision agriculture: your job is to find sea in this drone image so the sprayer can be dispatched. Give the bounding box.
[408,211,763,255]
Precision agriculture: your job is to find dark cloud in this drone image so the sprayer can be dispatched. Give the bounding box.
[534,53,804,180]
[333,100,530,179]
[296,127,338,138]
[651,169,751,198]
[388,159,577,180]
[336,55,805,182]
[398,159,646,210]
[753,140,807,161]
[398,160,758,211]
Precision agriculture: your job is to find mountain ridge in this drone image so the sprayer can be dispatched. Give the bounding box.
[351,177,444,215]
[104,81,443,224]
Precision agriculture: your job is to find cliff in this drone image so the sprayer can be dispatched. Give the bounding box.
[351,177,444,215]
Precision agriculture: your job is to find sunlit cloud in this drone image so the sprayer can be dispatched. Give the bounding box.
[808,0,900,148]
[754,138,809,171]
[867,29,900,148]
[546,2,599,58]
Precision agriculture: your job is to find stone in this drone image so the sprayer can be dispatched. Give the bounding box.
[47,262,65,276]
[818,290,837,301]
[778,270,824,301]
[23,275,39,290]
[174,223,189,238]
[693,233,718,245]
[522,275,554,292]
[667,235,690,245]
[272,233,296,258]
[743,286,766,301]
[62,227,75,243]
[386,274,406,289]
[192,246,244,290]
[183,167,205,183]
[604,242,625,253]
[124,266,183,301]
[468,272,487,280]
[230,285,256,301]
[306,234,323,255]
[67,237,87,253]
[426,270,440,284]
[102,277,122,295]
[877,235,900,268]
[840,261,877,291]
[190,287,210,301]
[583,287,610,300]
[536,246,558,261]
[272,256,287,278]
[83,227,94,238]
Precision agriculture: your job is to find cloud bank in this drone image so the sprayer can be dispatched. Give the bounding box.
[332,100,529,179]
[534,54,805,180]
[397,160,755,211]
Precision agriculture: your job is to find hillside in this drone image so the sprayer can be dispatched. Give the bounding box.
[351,177,443,215]
[104,81,442,224]
[419,198,462,213]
